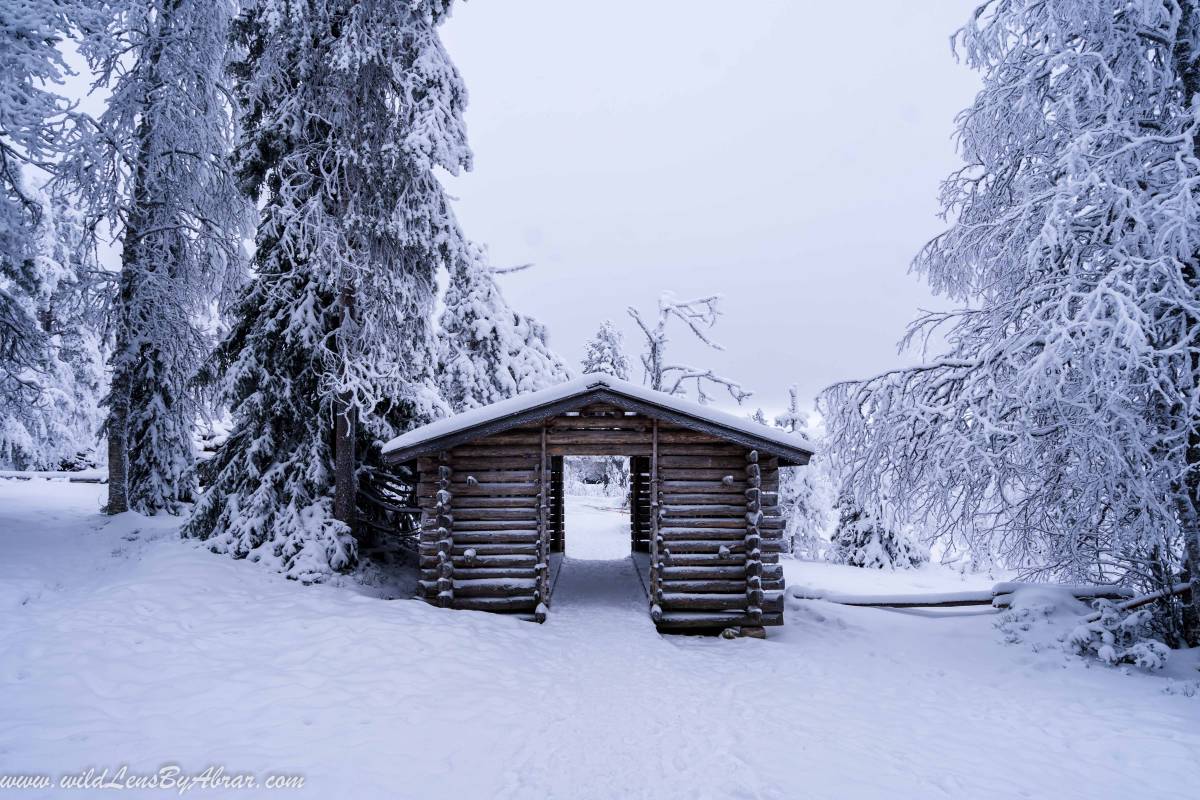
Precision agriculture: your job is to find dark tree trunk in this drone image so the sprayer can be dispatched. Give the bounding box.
[333,396,356,526]
[105,365,130,514]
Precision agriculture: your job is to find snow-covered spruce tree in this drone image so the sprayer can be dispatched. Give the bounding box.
[0,1,104,468]
[627,292,751,404]
[183,0,467,581]
[438,243,570,412]
[773,387,832,559]
[821,1,1200,641]
[829,493,927,570]
[581,319,631,380]
[62,0,248,514]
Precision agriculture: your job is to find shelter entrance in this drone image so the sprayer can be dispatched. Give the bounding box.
[543,456,650,618]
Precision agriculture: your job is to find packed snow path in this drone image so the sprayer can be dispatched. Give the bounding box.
[1,480,1198,800]
[549,496,651,632]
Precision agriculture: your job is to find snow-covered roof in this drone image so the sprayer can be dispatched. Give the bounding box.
[382,374,815,465]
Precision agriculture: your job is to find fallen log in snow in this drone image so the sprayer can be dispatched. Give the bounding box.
[1081,582,1192,623]
[790,582,1137,610]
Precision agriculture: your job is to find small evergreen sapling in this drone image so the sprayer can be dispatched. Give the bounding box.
[829,493,927,570]
[580,320,631,380]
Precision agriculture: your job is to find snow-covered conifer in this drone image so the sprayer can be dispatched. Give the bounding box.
[184,0,469,580]
[62,0,248,514]
[821,1,1200,640]
[438,244,570,412]
[580,320,631,380]
[771,387,832,559]
[829,493,927,570]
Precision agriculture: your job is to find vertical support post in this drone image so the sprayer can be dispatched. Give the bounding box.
[435,452,454,608]
[535,424,549,622]
[744,450,764,625]
[649,420,663,623]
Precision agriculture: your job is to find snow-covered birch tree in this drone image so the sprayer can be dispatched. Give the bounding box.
[627,292,751,404]
[184,0,468,581]
[821,0,1200,643]
[438,243,570,412]
[581,320,631,380]
[62,0,248,514]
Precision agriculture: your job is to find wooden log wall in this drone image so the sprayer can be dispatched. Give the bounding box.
[415,410,788,632]
[651,441,785,632]
[416,427,544,616]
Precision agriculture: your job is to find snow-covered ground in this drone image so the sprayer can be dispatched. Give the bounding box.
[1,480,1197,799]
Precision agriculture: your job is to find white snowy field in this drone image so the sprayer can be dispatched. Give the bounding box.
[1,481,1198,800]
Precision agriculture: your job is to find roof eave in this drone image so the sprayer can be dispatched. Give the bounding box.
[381,386,813,467]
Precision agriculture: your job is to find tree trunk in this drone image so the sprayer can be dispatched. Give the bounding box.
[333,285,357,530]
[105,366,130,514]
[333,395,356,526]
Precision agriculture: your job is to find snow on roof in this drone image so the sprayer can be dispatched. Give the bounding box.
[382,373,815,462]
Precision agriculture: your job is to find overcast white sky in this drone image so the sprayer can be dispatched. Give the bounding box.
[439,1,980,417]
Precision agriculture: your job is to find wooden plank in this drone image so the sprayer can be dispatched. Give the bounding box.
[450,507,539,521]
[658,528,747,541]
[657,455,748,468]
[660,593,749,611]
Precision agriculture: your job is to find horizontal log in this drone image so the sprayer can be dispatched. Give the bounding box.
[660,593,748,611]
[450,577,539,598]
[660,565,749,580]
[419,540,538,555]
[424,469,538,483]
[548,444,652,456]
[661,480,748,493]
[656,455,748,469]
[546,430,650,445]
[449,507,540,522]
[434,567,536,581]
[426,531,539,545]
[452,519,541,532]
[658,528,747,541]
[419,553,538,569]
[659,468,744,481]
[450,596,539,613]
[659,518,746,529]
[548,416,648,430]
[663,540,745,554]
[656,444,748,456]
[662,504,746,516]
[441,496,539,510]
[659,580,747,593]
[440,457,540,470]
[661,553,746,567]
[655,611,783,630]
[655,431,729,444]
[418,482,538,497]
[448,445,541,458]
[658,493,751,505]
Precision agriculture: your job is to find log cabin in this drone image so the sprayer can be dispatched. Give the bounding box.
[380,374,814,635]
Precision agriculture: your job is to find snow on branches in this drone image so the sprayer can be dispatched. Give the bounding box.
[581,320,631,381]
[627,292,751,405]
[821,2,1200,636]
[438,244,571,412]
[184,0,468,580]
